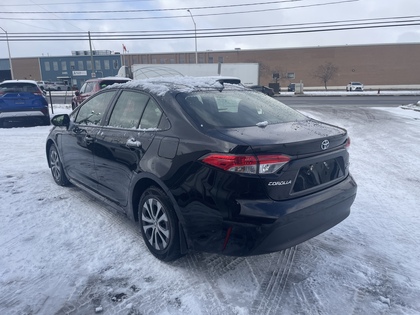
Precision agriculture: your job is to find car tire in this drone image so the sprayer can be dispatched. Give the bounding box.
[138,187,181,262]
[49,144,70,186]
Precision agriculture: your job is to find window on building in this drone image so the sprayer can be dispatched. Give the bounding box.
[70,61,75,71]
[104,60,110,70]
[152,59,157,64]
[53,61,58,71]
[179,55,185,63]
[218,56,224,63]
[208,56,214,64]
[113,60,119,69]
[61,61,67,71]
[189,55,195,63]
[170,58,175,64]
[141,56,148,64]
[87,60,92,71]
[160,58,165,64]
[44,61,50,71]
[287,72,295,79]
[95,60,101,70]
[198,54,204,64]
[78,61,84,70]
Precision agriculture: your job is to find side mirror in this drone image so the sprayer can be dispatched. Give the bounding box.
[51,114,70,128]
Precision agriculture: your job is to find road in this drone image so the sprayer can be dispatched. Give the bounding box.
[275,95,418,107]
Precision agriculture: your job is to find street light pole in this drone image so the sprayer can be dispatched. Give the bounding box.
[187,10,198,64]
[0,26,14,79]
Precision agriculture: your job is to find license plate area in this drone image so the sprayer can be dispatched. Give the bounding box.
[292,157,345,193]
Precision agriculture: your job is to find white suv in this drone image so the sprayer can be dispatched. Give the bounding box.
[346,82,364,91]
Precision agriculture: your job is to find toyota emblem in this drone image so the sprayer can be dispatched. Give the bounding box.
[321,139,330,150]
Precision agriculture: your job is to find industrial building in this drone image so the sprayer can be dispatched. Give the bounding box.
[1,43,419,90]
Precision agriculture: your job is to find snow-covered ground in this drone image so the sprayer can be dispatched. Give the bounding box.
[1,102,420,315]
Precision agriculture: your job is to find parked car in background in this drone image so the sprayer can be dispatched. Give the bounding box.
[37,81,53,90]
[0,80,50,127]
[249,85,275,96]
[71,77,131,110]
[50,82,71,91]
[288,83,296,92]
[346,82,364,91]
[47,76,357,262]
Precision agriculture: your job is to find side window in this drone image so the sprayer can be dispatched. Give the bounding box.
[79,82,87,93]
[74,91,116,125]
[108,91,149,129]
[84,82,95,94]
[140,99,162,129]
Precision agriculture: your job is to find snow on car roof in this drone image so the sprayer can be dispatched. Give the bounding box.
[115,76,245,96]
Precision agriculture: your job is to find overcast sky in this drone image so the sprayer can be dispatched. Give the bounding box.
[1,0,420,59]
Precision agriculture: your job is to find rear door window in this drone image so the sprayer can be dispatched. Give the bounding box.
[107,91,149,129]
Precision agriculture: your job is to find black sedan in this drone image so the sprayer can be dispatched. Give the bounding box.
[46,77,357,261]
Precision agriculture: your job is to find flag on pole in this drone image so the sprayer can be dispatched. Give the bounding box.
[122,44,127,52]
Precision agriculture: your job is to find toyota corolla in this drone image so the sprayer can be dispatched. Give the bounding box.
[46,77,357,261]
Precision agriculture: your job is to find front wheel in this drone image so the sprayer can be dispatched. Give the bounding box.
[49,144,70,186]
[138,187,181,262]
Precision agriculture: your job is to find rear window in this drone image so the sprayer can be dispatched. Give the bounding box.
[0,83,39,94]
[176,91,306,129]
[98,80,129,89]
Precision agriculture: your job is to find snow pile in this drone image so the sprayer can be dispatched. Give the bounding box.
[400,100,420,111]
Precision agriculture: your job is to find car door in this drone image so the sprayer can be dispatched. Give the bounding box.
[60,90,117,190]
[93,90,164,206]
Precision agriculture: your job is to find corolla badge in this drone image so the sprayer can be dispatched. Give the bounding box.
[321,139,330,150]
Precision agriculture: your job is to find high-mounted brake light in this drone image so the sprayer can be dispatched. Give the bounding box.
[201,153,290,174]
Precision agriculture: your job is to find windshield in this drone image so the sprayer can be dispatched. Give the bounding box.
[0,82,39,94]
[176,90,306,129]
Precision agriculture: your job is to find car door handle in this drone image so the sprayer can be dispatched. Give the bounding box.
[126,138,142,148]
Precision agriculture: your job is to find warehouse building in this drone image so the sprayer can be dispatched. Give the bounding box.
[1,43,419,90]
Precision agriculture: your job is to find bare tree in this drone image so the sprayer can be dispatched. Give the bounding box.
[312,62,339,90]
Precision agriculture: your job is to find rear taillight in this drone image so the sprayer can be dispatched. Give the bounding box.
[345,137,351,149]
[201,153,290,174]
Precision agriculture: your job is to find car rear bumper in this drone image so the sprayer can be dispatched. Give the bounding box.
[221,174,357,256]
[0,110,48,118]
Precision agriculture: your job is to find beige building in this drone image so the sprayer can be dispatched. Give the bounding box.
[4,43,420,90]
[122,43,420,89]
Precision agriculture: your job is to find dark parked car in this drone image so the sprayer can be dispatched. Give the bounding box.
[46,77,357,261]
[249,85,275,96]
[72,77,131,110]
[288,83,296,92]
[0,80,50,127]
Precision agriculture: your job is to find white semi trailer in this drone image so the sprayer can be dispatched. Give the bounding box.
[119,63,259,86]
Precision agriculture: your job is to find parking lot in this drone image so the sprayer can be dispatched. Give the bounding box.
[1,102,419,315]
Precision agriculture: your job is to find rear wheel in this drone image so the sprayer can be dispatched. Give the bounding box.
[138,187,181,262]
[49,144,70,186]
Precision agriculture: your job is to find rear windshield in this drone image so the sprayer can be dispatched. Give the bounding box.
[0,83,39,93]
[99,80,129,89]
[176,90,306,129]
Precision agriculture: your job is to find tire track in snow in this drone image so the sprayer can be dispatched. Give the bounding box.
[251,246,297,315]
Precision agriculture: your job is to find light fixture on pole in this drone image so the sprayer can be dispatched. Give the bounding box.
[0,26,14,79]
[187,10,198,64]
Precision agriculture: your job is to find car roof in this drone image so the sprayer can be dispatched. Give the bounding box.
[113,76,244,96]
[1,79,38,85]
